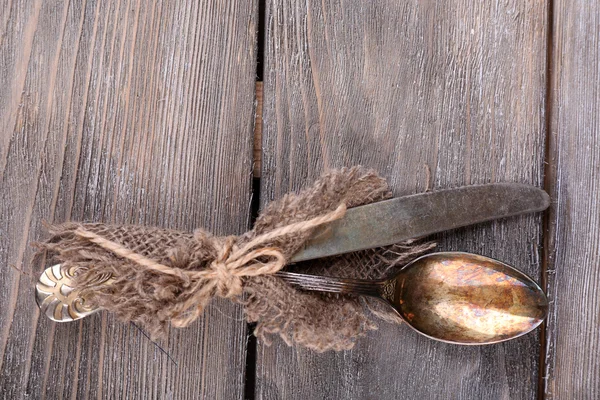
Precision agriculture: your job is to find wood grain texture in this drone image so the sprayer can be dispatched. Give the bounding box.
[259,1,547,399]
[544,0,600,398]
[0,0,257,399]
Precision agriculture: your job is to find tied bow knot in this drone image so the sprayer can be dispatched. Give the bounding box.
[206,236,286,299]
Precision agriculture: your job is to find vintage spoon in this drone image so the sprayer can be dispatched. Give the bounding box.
[278,252,548,345]
[36,252,548,345]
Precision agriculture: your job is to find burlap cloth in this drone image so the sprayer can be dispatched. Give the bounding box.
[37,166,434,352]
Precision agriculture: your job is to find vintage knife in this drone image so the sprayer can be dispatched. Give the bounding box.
[290,183,550,262]
[36,183,549,322]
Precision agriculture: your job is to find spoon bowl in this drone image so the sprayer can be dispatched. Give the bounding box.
[392,252,548,344]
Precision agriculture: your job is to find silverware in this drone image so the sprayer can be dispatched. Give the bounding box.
[36,183,550,328]
[291,183,549,262]
[37,252,548,345]
[278,252,548,345]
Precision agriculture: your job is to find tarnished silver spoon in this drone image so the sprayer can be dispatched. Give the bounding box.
[36,252,548,345]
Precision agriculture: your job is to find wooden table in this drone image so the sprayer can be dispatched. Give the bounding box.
[0,1,598,398]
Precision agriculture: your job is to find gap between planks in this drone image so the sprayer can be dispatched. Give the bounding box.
[253,81,263,179]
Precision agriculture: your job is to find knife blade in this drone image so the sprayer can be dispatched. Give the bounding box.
[290,183,550,263]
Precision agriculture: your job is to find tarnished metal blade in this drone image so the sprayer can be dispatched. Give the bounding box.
[291,183,550,263]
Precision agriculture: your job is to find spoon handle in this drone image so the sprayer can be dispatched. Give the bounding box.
[274,271,386,298]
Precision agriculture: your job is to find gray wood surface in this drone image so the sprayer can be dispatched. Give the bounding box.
[258,1,548,399]
[0,1,256,399]
[4,0,600,398]
[544,0,600,398]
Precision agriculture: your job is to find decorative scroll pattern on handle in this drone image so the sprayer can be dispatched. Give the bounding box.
[380,279,398,304]
[35,264,111,322]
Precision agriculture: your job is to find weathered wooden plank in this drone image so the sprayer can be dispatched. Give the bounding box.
[0,0,257,399]
[259,1,547,399]
[544,1,600,397]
